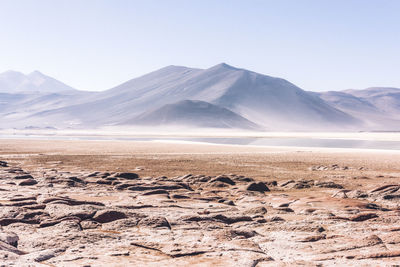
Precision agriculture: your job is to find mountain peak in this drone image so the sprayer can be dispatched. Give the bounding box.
[0,70,25,78]
[210,62,237,70]
[29,70,46,77]
[0,70,77,93]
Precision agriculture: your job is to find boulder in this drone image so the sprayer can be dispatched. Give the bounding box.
[246,182,270,192]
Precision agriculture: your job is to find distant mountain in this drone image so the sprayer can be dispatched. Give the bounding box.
[3,64,400,131]
[344,87,400,117]
[0,70,96,128]
[0,70,77,93]
[123,99,262,130]
[26,63,360,130]
[317,87,400,130]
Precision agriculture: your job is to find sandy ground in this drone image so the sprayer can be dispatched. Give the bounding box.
[1,139,400,266]
[1,139,400,179]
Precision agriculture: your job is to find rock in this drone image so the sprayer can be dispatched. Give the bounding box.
[183,214,253,224]
[114,183,136,190]
[45,204,97,220]
[39,216,81,228]
[356,250,400,259]
[0,240,25,255]
[331,189,351,198]
[218,199,235,205]
[210,176,236,185]
[92,210,127,223]
[370,184,400,193]
[235,176,254,182]
[347,190,369,198]
[246,182,270,192]
[280,180,295,187]
[350,213,378,222]
[5,201,38,207]
[142,189,170,195]
[113,172,139,180]
[138,216,171,229]
[9,196,37,202]
[287,180,314,189]
[315,181,343,189]
[0,218,40,226]
[276,207,294,213]
[41,196,105,206]
[14,174,33,180]
[127,184,189,191]
[266,180,278,186]
[68,176,86,184]
[209,181,229,188]
[96,179,113,185]
[171,194,190,199]
[0,232,19,247]
[245,206,267,215]
[0,161,8,167]
[225,200,235,206]
[30,248,66,262]
[298,234,326,242]
[212,214,253,224]
[88,171,100,177]
[230,229,258,238]
[18,179,38,186]
[80,220,101,229]
[268,216,285,222]
[107,251,130,256]
[361,203,390,211]
[383,194,400,200]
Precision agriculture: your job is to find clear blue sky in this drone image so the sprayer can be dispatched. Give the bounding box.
[0,0,399,92]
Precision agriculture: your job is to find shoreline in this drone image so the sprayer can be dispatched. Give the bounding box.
[1,129,400,141]
[1,136,400,154]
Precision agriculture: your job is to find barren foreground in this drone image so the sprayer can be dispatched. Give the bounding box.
[1,139,400,266]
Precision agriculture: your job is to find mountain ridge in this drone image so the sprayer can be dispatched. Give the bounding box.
[1,64,399,130]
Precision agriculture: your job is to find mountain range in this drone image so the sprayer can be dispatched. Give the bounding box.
[0,63,399,131]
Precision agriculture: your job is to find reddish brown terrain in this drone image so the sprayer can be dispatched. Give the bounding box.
[1,139,400,266]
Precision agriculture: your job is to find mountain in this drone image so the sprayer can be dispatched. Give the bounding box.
[25,63,360,130]
[0,70,97,128]
[317,87,400,130]
[344,87,400,117]
[0,70,77,93]
[123,99,262,130]
[4,64,400,131]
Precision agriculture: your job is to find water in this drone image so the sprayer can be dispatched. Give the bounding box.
[1,134,400,150]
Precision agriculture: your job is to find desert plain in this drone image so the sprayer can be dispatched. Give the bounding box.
[1,138,400,266]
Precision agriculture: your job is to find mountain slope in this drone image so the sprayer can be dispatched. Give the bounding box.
[27,63,360,130]
[344,87,400,117]
[317,87,400,130]
[122,99,262,130]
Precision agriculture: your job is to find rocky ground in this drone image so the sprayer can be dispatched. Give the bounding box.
[0,140,400,266]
